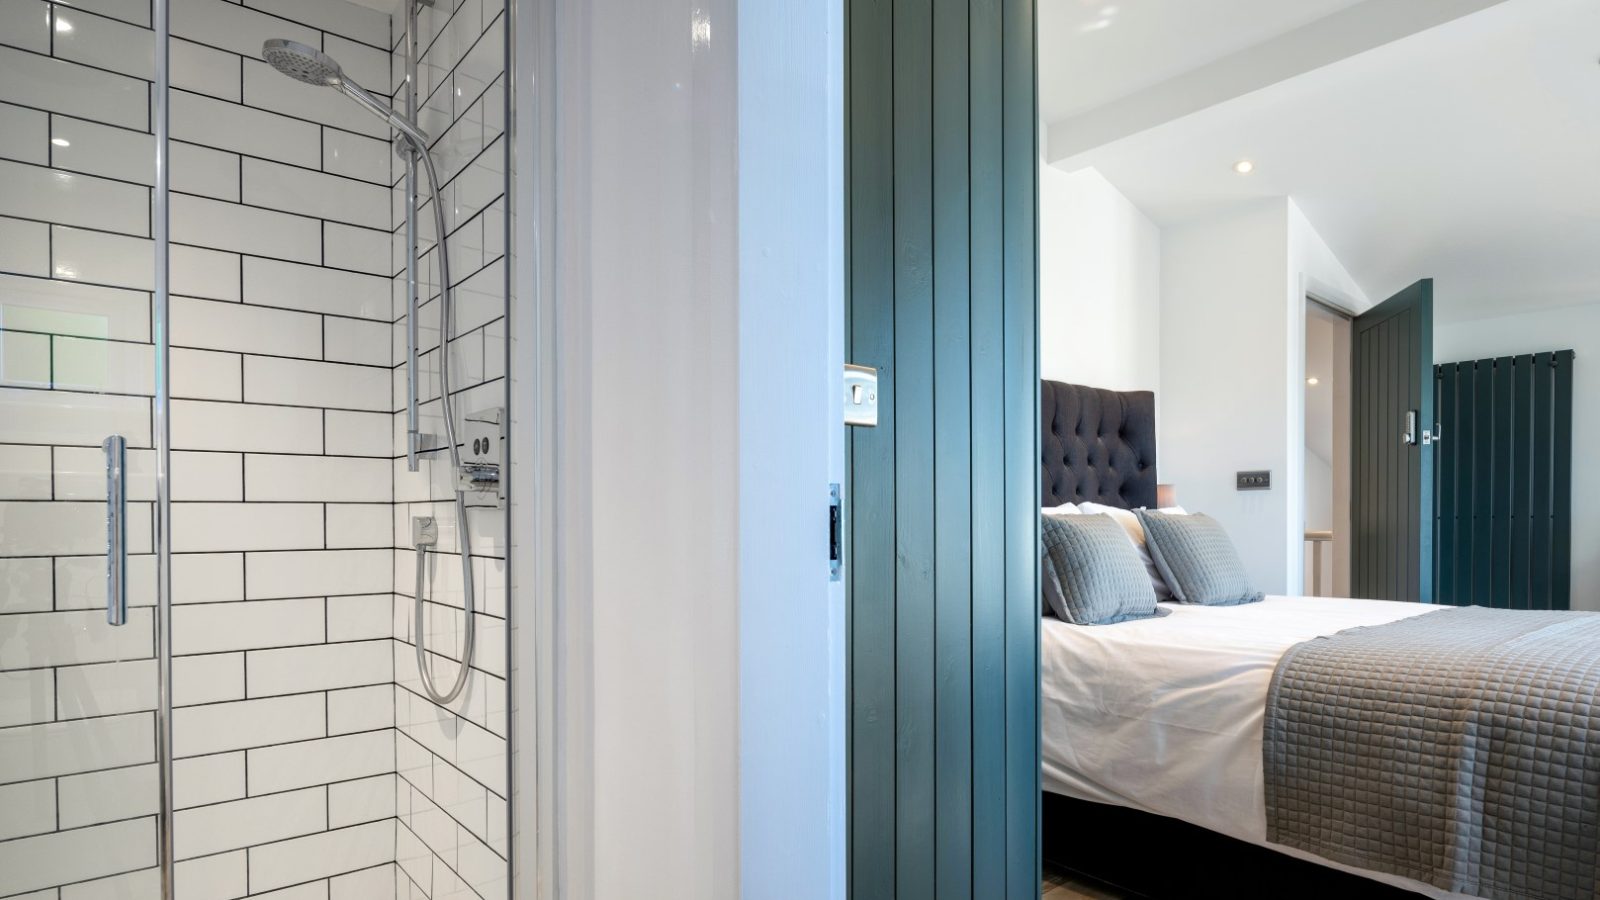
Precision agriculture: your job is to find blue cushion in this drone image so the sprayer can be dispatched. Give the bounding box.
[1135,511,1263,606]
[1041,514,1165,625]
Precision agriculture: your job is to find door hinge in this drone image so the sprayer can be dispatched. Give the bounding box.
[829,483,842,582]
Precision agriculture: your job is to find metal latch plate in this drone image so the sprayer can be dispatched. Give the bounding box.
[844,364,878,427]
[829,483,842,582]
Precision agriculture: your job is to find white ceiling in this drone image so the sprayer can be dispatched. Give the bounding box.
[1037,0,1367,124]
[1044,0,1600,323]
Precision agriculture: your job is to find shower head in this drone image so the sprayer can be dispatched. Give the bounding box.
[260,39,433,151]
[261,39,343,87]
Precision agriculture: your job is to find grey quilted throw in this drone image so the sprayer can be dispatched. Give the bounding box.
[1265,605,1600,900]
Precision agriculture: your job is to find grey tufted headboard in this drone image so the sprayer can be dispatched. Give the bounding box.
[1040,380,1157,510]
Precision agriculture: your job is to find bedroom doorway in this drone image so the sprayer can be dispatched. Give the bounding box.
[1304,297,1353,597]
[1027,0,1598,895]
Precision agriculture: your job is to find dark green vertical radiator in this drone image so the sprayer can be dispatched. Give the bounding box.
[1434,351,1574,609]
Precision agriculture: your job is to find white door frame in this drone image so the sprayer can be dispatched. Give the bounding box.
[510,0,847,896]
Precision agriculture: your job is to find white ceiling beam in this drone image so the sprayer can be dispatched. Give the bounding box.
[1045,0,1506,168]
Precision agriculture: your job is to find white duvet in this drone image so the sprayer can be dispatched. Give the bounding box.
[1041,595,1458,896]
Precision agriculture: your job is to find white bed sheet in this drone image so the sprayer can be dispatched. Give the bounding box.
[1041,595,1454,896]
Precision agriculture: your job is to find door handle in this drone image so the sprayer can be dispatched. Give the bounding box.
[103,435,127,626]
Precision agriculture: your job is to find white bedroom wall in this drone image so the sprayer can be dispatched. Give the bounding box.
[1039,165,1161,393]
[1159,198,1366,596]
[1437,301,1600,612]
[1159,200,1290,592]
[1287,201,1369,598]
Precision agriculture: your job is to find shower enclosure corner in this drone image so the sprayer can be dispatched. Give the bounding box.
[0,0,518,897]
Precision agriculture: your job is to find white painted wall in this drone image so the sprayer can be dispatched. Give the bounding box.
[1159,200,1291,592]
[1159,199,1367,595]
[1437,302,1600,611]
[548,0,845,897]
[737,0,847,896]
[552,0,740,896]
[1039,166,1161,393]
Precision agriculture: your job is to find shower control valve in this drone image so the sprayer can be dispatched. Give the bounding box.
[460,407,506,507]
[461,462,500,488]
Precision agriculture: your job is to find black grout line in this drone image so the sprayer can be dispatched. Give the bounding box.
[395,818,496,900]
[3,127,393,197]
[0,380,403,414]
[21,0,393,56]
[0,324,400,370]
[0,153,389,238]
[3,36,396,132]
[0,197,394,276]
[0,441,401,465]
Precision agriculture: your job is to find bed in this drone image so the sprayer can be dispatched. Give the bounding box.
[1041,596,1447,898]
[1037,379,1600,900]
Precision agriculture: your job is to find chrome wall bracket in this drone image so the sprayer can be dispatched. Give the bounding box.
[412,515,438,547]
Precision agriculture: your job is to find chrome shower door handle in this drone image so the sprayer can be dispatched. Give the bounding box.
[103,435,128,626]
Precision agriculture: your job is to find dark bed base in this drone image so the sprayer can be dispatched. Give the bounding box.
[1041,792,1426,899]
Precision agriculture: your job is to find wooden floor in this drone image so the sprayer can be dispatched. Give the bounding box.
[1042,863,1139,899]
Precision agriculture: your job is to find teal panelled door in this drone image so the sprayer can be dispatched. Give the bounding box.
[1351,279,1435,602]
[846,0,1039,896]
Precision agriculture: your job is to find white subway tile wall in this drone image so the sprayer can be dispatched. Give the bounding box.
[0,0,508,890]
[0,0,506,896]
[389,1,509,898]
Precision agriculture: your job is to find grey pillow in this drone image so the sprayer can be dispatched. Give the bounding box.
[1040,514,1164,625]
[1135,511,1264,606]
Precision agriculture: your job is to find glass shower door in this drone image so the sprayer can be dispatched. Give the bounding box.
[0,0,167,895]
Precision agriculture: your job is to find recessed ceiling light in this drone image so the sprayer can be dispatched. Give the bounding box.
[1233,160,1255,175]
[1306,376,1319,386]
[51,138,70,148]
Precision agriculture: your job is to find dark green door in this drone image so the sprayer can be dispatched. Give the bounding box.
[1351,278,1435,602]
[846,0,1039,896]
